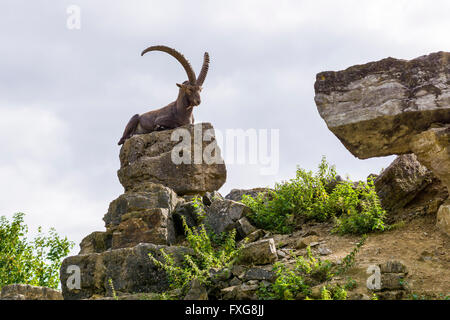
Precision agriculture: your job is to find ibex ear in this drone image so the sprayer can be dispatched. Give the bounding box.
[176,83,183,88]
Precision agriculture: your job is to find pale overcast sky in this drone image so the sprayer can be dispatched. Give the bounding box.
[1,0,449,254]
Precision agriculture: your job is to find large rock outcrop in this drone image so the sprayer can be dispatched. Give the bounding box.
[78,123,227,255]
[314,51,449,158]
[60,123,234,299]
[118,122,227,196]
[314,51,450,234]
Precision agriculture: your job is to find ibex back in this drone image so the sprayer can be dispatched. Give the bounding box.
[118,45,210,145]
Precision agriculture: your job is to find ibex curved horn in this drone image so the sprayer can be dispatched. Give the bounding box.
[196,52,210,86]
[141,45,197,85]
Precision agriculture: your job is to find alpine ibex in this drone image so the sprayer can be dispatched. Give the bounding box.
[118,45,210,145]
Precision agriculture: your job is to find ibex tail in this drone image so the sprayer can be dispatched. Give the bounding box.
[118,114,140,145]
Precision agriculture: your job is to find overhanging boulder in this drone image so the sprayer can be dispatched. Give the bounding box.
[314,51,450,234]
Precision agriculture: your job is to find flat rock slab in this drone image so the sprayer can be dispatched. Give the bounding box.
[237,238,278,265]
[314,51,450,159]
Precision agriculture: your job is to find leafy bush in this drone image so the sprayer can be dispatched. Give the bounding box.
[0,212,74,289]
[295,246,334,283]
[149,217,244,292]
[259,235,366,300]
[191,195,207,222]
[242,157,336,233]
[269,262,309,300]
[321,285,348,300]
[242,157,386,234]
[331,179,386,234]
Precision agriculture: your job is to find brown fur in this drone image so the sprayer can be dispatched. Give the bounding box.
[118,46,209,145]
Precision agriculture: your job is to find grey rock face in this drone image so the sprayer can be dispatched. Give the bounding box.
[368,260,409,293]
[118,123,227,196]
[62,123,232,298]
[314,51,450,159]
[204,199,252,236]
[79,231,112,255]
[80,184,182,255]
[237,238,278,265]
[172,201,201,231]
[243,268,276,281]
[410,126,450,195]
[0,284,63,300]
[236,217,257,238]
[225,188,270,202]
[184,279,208,300]
[60,243,192,300]
[103,183,181,228]
[379,260,408,274]
[373,154,448,222]
[202,191,224,206]
[374,154,434,212]
[110,208,176,248]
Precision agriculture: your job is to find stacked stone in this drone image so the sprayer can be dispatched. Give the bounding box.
[376,261,409,300]
[60,123,228,299]
[78,122,226,253]
[59,123,272,300]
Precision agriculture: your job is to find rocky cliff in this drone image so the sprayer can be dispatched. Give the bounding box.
[59,123,271,300]
[314,51,450,235]
[54,52,450,301]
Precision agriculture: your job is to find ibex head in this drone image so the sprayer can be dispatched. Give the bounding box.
[141,46,210,108]
[176,81,202,106]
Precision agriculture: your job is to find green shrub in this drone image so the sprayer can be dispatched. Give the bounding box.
[242,157,386,235]
[259,235,366,300]
[260,246,334,300]
[191,195,207,222]
[0,212,74,289]
[242,157,336,233]
[149,217,244,292]
[295,246,334,283]
[325,285,348,300]
[269,262,309,300]
[331,180,386,234]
